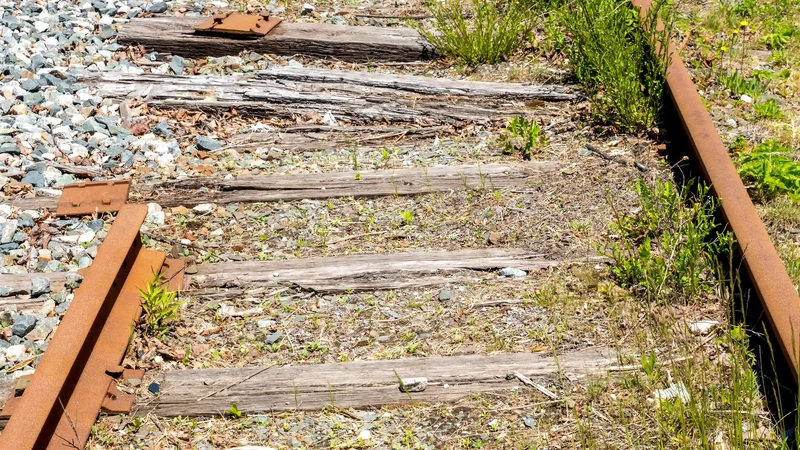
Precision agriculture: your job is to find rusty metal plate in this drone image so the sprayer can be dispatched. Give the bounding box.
[195,12,282,38]
[0,204,164,450]
[56,179,131,216]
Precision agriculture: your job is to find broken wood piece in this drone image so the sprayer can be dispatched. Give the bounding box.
[183,248,560,292]
[118,17,435,62]
[46,163,102,178]
[508,371,558,399]
[0,296,53,312]
[140,348,614,416]
[84,72,570,124]
[135,163,558,207]
[471,300,526,308]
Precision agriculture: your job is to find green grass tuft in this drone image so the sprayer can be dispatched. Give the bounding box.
[499,116,545,160]
[753,98,784,120]
[738,140,800,201]
[604,178,731,304]
[139,270,184,337]
[417,0,535,65]
[559,0,673,132]
[720,69,767,97]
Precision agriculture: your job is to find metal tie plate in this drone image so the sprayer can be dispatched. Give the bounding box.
[56,179,131,216]
[194,12,282,38]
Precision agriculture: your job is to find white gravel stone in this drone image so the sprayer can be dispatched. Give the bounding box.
[78,230,96,243]
[4,344,25,361]
[193,203,215,213]
[146,210,165,225]
[41,299,56,316]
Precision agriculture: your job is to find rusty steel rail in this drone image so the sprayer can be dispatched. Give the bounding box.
[0,204,179,449]
[633,0,800,379]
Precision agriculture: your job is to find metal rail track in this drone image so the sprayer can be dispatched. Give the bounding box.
[0,205,184,449]
[0,8,798,448]
[633,0,800,380]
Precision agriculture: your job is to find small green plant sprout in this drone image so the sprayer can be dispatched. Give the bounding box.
[719,69,766,98]
[399,210,415,226]
[762,25,795,50]
[306,341,328,354]
[752,98,784,120]
[729,135,749,151]
[226,402,242,419]
[381,148,390,161]
[417,0,534,65]
[640,351,658,384]
[499,116,545,160]
[738,140,800,201]
[139,270,184,337]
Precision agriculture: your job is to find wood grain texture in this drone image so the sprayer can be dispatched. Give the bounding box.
[3,197,59,211]
[135,163,557,207]
[226,125,452,153]
[118,17,436,62]
[0,273,66,297]
[184,248,559,292]
[141,348,614,416]
[85,72,568,124]
[3,163,555,210]
[0,296,50,311]
[257,66,578,101]
[0,273,67,311]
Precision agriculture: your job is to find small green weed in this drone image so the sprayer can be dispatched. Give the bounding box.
[560,0,673,131]
[399,210,415,226]
[720,69,766,97]
[139,270,184,337]
[763,29,794,50]
[778,242,800,287]
[738,140,800,201]
[306,341,328,354]
[418,0,534,65]
[226,403,242,418]
[729,135,749,151]
[753,98,784,120]
[604,178,731,304]
[499,116,545,160]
